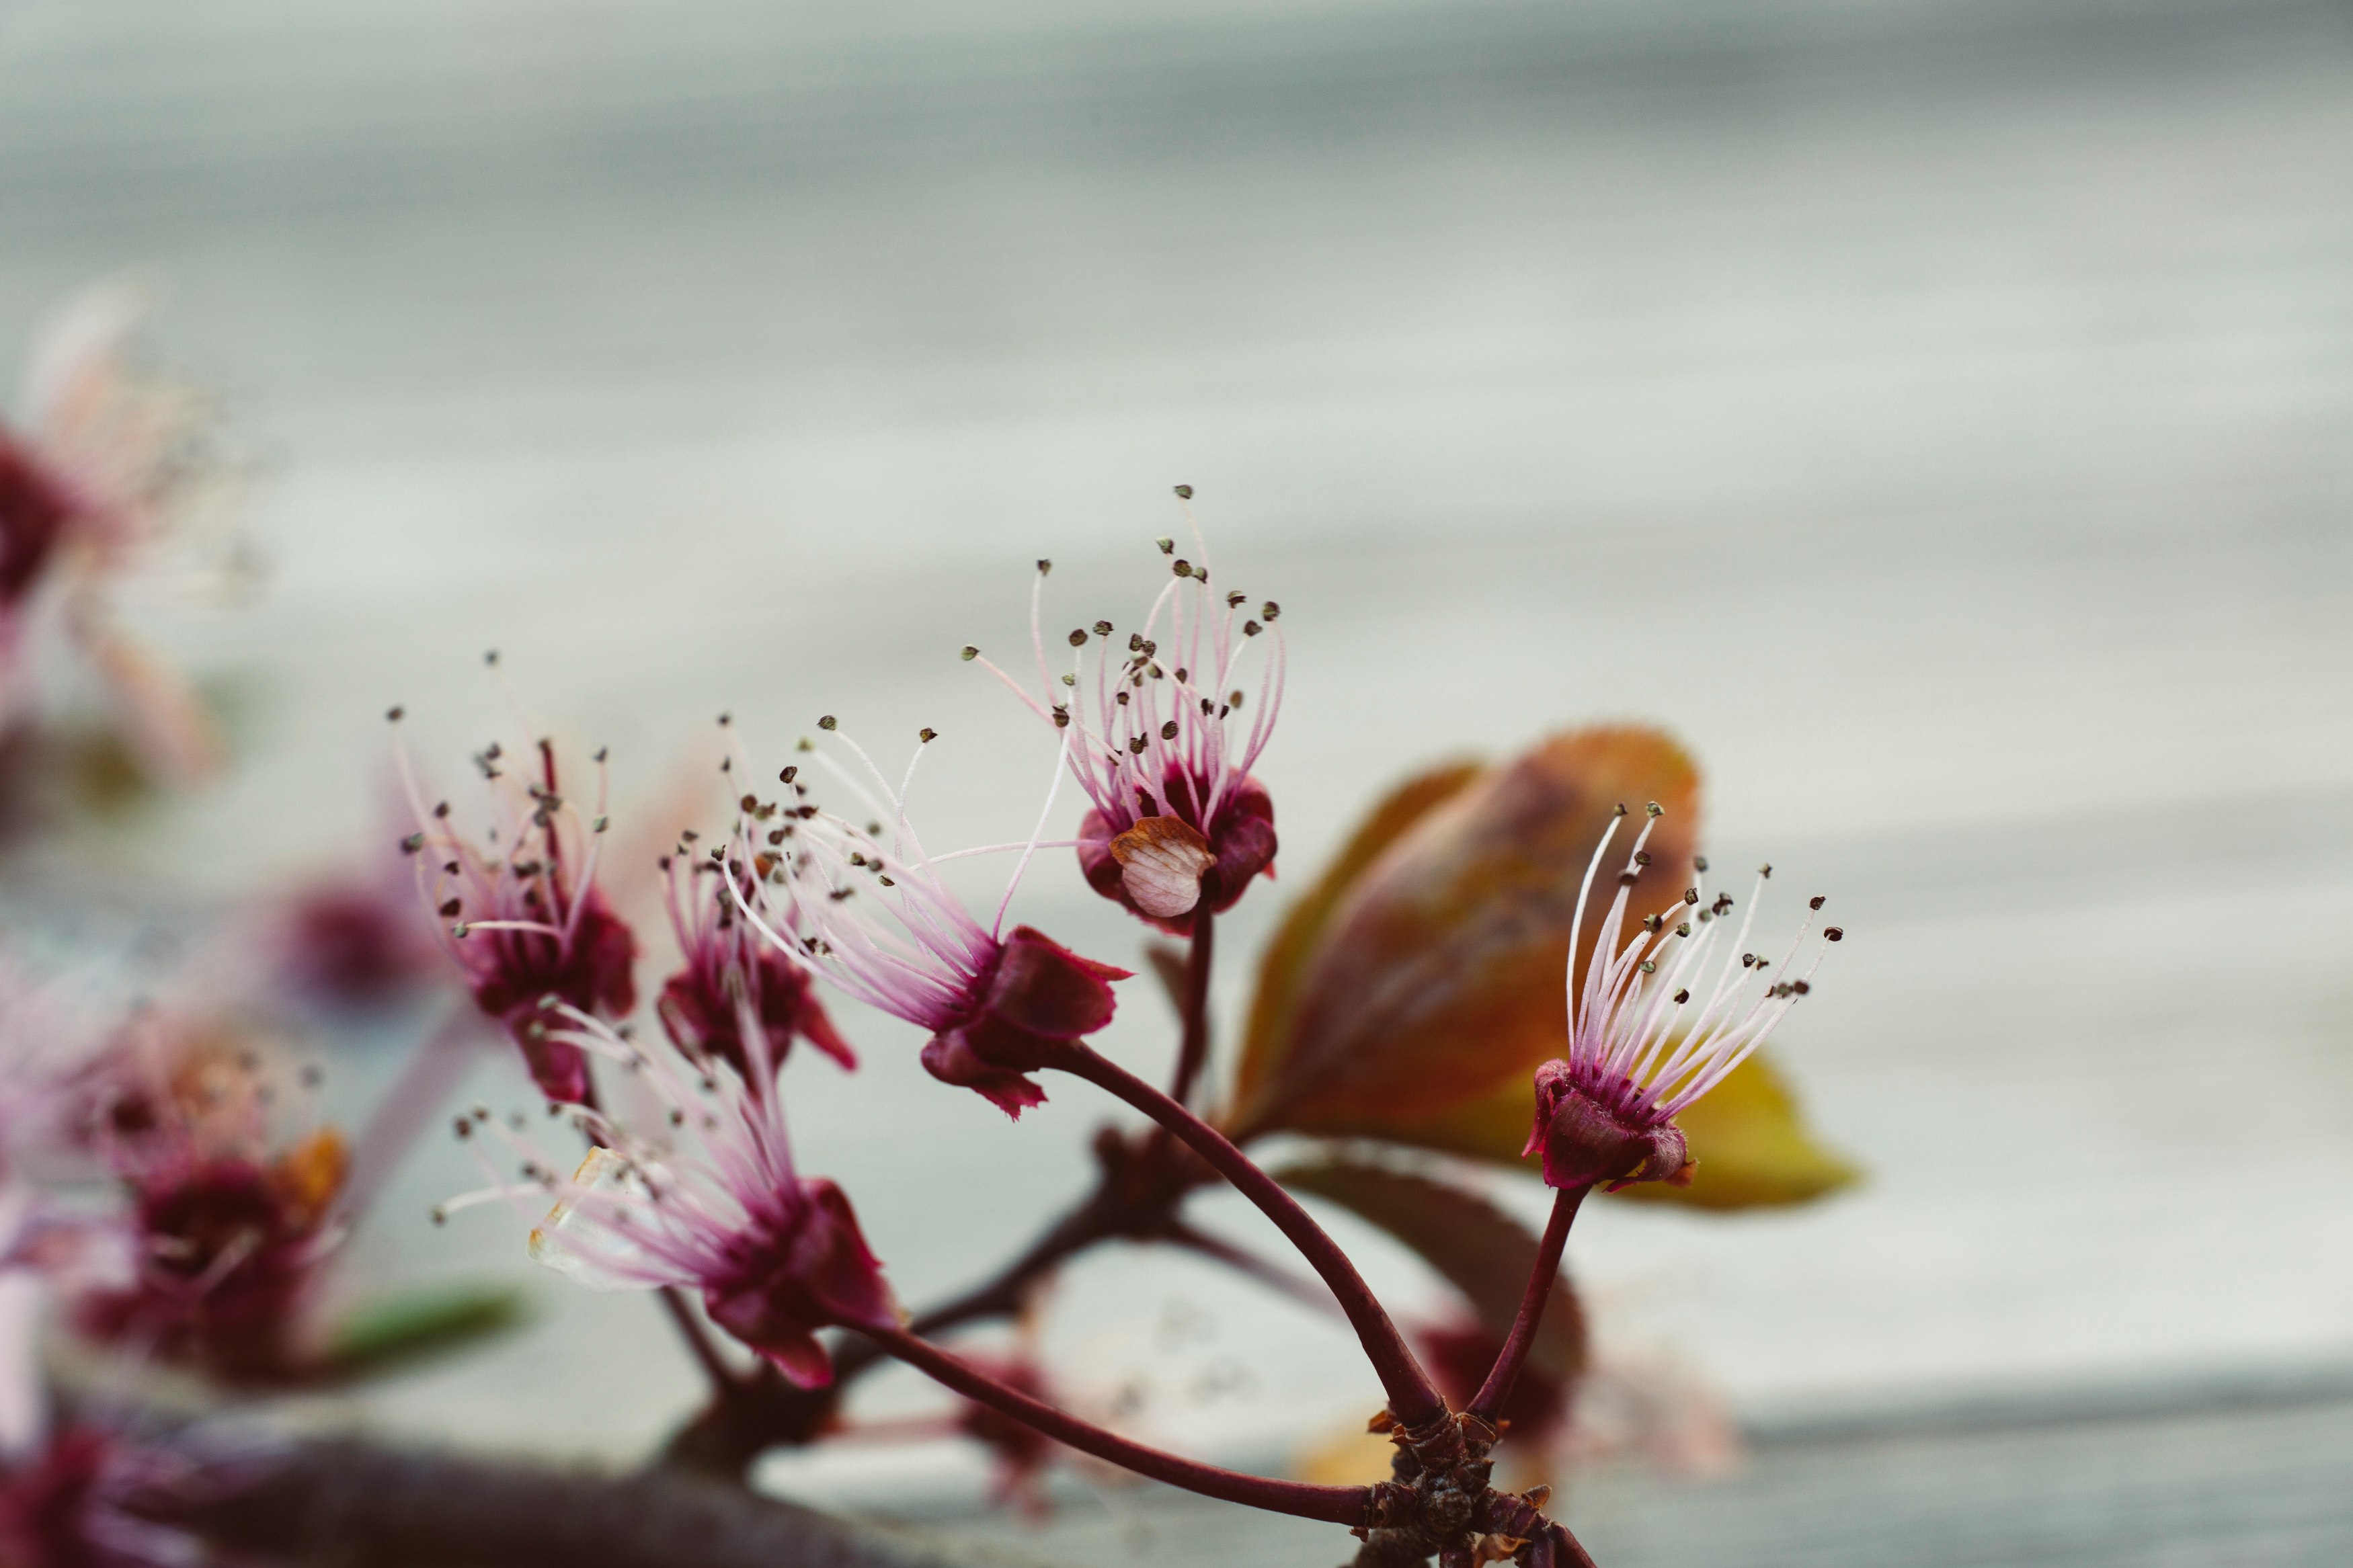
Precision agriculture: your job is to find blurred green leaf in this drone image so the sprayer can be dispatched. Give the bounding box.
[1275,1156,1583,1384]
[319,1283,530,1380]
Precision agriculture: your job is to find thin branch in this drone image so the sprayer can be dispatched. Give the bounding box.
[1160,1219,1343,1320]
[1467,1184,1587,1422]
[1170,908,1215,1108]
[1050,1041,1447,1426]
[136,1435,1036,1568]
[861,1323,1369,1528]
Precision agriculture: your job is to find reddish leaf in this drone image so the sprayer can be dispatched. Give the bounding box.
[1228,728,1698,1144]
[1276,1157,1585,1386]
[1230,759,1484,1122]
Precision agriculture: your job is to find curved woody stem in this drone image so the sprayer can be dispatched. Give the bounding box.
[1467,1184,1587,1422]
[863,1323,1369,1527]
[1050,1040,1447,1426]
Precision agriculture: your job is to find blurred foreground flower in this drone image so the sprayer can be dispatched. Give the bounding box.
[0,277,249,790]
[656,854,854,1080]
[71,1022,348,1382]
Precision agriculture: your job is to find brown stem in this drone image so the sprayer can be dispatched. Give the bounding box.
[137,1434,1035,1568]
[863,1323,1369,1527]
[1467,1185,1587,1422]
[1051,1041,1447,1426]
[1170,907,1215,1108]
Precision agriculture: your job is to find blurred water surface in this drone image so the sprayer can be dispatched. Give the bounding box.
[2,0,2350,1556]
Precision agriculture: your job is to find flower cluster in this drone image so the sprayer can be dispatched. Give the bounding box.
[1524,803,1841,1192]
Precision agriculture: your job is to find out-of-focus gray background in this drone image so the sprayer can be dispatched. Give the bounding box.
[5,0,2352,1561]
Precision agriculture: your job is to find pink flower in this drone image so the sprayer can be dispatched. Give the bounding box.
[973,520,1284,934]
[446,1007,897,1390]
[69,1024,348,1381]
[1524,804,1841,1191]
[0,1423,196,1568]
[729,725,1129,1118]
[394,722,639,1104]
[655,855,854,1082]
[0,278,242,785]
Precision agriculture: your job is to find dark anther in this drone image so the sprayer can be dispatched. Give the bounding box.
[1683,886,1699,905]
[401,833,424,854]
[1261,600,1281,620]
[1646,800,1664,817]
[739,793,757,812]
[1172,559,1192,577]
[1172,483,1194,500]
[1809,895,1827,910]
[438,899,461,918]
[1068,628,1088,647]
[961,645,979,661]
[1759,862,1773,878]
[1673,988,1691,1004]
[1094,620,1113,636]
[1825,926,1845,942]
[1128,735,1148,755]
[1642,913,1663,933]
[1634,850,1652,866]
[1160,720,1179,741]
[1157,536,1176,554]
[1613,802,1628,817]
[918,727,938,743]
[1037,559,1052,575]
[1618,871,1638,886]
[385,704,405,722]
[1242,620,1261,636]
[484,649,500,665]
[434,801,450,818]
[1695,854,1710,872]
[817,714,838,731]
[717,712,731,727]
[1793,980,1812,995]
[779,766,798,783]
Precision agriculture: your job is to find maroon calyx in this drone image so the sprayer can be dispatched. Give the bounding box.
[701,1178,898,1389]
[467,886,638,1104]
[918,926,1130,1118]
[1075,773,1276,935]
[658,942,854,1082]
[1523,1060,1693,1192]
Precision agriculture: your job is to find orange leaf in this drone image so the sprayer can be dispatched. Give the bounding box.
[1228,728,1697,1144]
[1230,758,1483,1124]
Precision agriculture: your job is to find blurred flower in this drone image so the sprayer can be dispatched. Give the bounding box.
[730,727,1127,1118]
[953,1348,1061,1518]
[0,1424,196,1568]
[71,1020,348,1381]
[973,526,1283,934]
[450,1004,898,1389]
[655,854,853,1082]
[0,276,249,788]
[275,873,446,1011]
[395,722,639,1104]
[1524,804,1839,1192]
